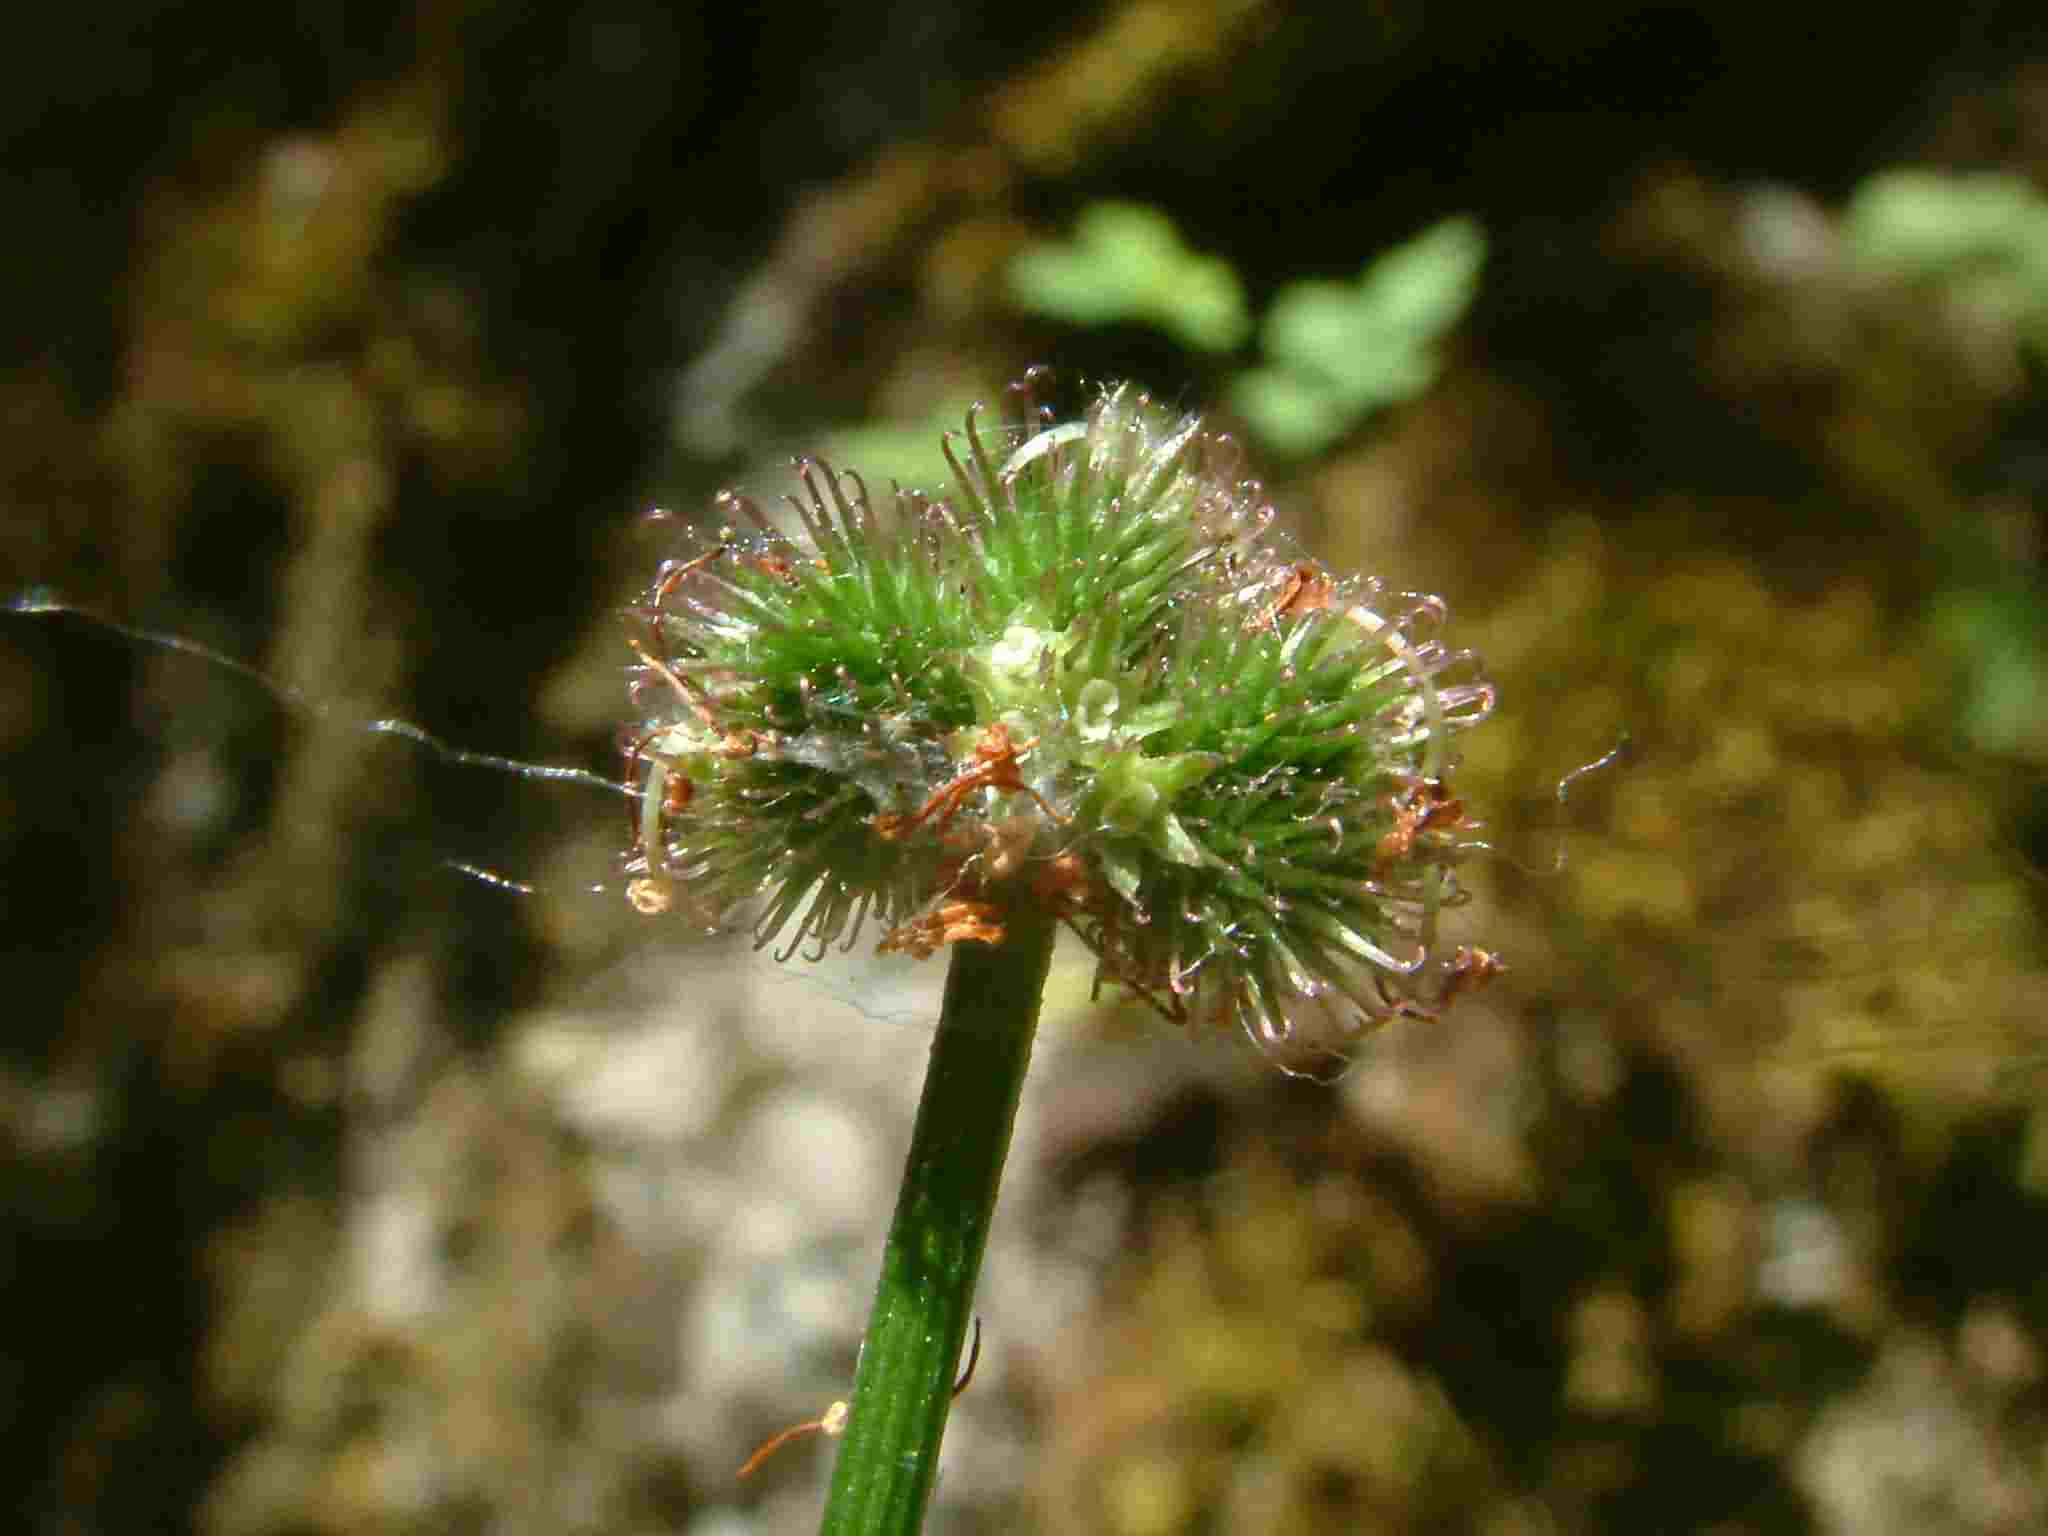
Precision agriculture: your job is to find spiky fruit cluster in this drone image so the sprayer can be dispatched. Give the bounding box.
[624,372,1495,1062]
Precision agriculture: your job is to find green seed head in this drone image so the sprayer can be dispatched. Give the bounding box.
[625,372,1496,1065]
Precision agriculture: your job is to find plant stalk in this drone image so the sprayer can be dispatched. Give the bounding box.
[817,898,1057,1535]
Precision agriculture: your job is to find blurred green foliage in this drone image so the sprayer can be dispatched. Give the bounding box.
[1845,168,2048,761]
[1007,201,1252,353]
[1926,582,2048,760]
[1846,170,2048,356]
[1007,205,1485,458]
[1230,214,1486,457]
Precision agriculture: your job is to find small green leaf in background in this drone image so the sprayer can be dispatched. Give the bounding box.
[1231,214,1486,457]
[1844,169,2048,354]
[1929,586,2048,761]
[1846,168,2048,765]
[1007,201,1251,353]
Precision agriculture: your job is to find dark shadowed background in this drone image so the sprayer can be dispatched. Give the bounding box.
[5,3,2048,1533]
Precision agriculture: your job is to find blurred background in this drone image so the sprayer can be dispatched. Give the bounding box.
[6,3,2048,1532]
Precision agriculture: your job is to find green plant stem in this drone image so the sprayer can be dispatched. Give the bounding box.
[818,898,1057,1536]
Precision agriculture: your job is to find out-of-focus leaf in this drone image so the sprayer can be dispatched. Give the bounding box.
[1845,170,2048,350]
[1928,586,2048,760]
[1353,213,1487,339]
[1233,215,1485,457]
[1225,366,1349,460]
[1008,201,1251,353]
